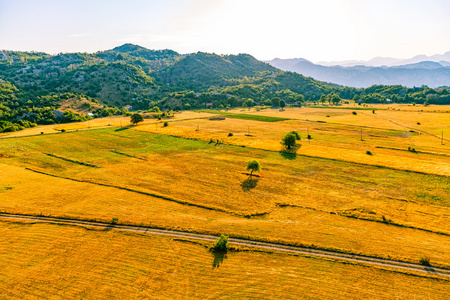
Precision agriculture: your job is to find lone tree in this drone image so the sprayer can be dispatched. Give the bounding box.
[212,234,229,252]
[281,132,297,149]
[279,100,286,110]
[246,160,261,177]
[130,113,143,125]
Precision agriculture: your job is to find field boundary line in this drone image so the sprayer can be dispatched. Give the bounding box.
[0,212,449,279]
[23,167,270,218]
[141,130,450,178]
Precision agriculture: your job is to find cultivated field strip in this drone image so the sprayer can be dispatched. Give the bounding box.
[1,222,448,299]
[1,213,449,278]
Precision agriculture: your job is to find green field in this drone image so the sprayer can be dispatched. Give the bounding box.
[197,109,291,122]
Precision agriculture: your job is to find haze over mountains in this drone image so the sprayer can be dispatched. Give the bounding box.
[317,52,450,67]
[266,52,450,88]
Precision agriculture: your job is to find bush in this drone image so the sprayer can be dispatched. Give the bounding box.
[228,132,233,137]
[352,111,357,115]
[163,122,168,127]
[61,129,66,133]
[366,150,372,155]
[213,235,229,252]
[419,257,431,266]
[408,147,417,153]
[111,217,119,224]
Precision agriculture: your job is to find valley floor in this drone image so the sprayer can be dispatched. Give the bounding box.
[0,104,449,298]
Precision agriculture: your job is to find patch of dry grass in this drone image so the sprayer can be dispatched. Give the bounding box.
[0,129,449,267]
[0,109,449,286]
[0,221,448,300]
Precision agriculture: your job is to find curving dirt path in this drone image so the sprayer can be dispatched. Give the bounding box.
[1,212,449,278]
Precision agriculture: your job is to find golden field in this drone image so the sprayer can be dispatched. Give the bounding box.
[0,105,449,298]
[0,221,449,300]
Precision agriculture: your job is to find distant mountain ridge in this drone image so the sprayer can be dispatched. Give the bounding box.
[267,53,450,88]
[317,51,450,67]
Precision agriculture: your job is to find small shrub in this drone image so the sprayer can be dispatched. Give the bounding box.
[417,122,421,125]
[213,234,229,252]
[382,215,392,223]
[366,150,372,155]
[419,256,431,266]
[307,134,312,140]
[61,129,66,133]
[352,111,357,115]
[41,132,44,135]
[372,110,375,114]
[111,217,119,224]
[228,132,233,137]
[326,115,330,117]
[163,122,168,127]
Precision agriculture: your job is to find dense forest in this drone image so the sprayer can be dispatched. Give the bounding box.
[1,43,449,132]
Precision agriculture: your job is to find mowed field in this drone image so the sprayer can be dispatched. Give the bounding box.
[0,104,449,298]
[1,221,449,299]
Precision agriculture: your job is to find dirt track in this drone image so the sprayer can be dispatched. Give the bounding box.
[1,212,449,279]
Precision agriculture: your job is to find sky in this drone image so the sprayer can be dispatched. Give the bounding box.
[1,0,450,62]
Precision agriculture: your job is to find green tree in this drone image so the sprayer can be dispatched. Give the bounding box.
[331,94,341,105]
[288,131,301,140]
[320,94,327,105]
[281,132,297,149]
[272,97,281,107]
[130,113,143,125]
[242,102,248,109]
[246,160,261,177]
[279,99,286,109]
[213,235,229,252]
[294,94,305,103]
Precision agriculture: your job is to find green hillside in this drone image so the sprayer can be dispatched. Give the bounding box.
[1,44,449,132]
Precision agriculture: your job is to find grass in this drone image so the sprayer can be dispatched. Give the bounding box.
[132,109,450,176]
[197,109,291,122]
[309,105,384,111]
[0,129,450,268]
[0,106,449,296]
[0,221,449,299]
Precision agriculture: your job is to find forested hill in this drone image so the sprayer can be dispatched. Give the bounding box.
[1,43,450,132]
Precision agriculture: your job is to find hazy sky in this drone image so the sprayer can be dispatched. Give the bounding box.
[1,0,450,62]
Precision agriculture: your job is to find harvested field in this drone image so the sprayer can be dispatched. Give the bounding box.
[0,105,449,298]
